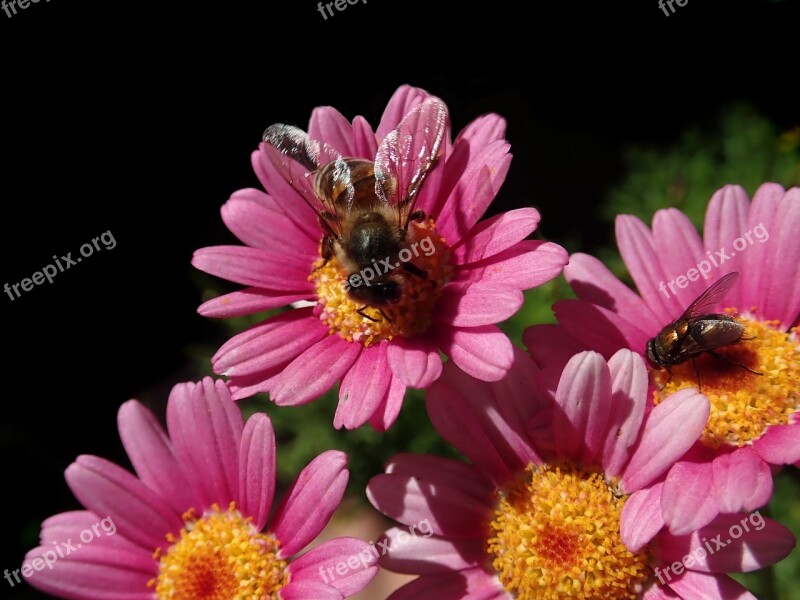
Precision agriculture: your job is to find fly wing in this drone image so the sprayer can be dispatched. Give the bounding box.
[682,271,740,318]
[373,97,447,230]
[679,317,745,356]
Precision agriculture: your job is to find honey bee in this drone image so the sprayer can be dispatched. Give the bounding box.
[646,271,761,389]
[262,97,447,321]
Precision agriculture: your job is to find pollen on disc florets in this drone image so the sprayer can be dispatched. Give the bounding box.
[487,464,650,600]
[653,314,800,449]
[310,218,451,346]
[151,503,288,600]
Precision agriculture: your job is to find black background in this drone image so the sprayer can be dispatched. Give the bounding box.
[1,1,798,598]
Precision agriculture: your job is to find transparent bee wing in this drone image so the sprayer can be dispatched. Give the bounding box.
[374,97,447,230]
[682,271,740,318]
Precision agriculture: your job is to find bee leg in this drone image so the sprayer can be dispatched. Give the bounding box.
[401,262,428,280]
[379,308,394,322]
[356,306,379,322]
[707,350,763,376]
[691,357,702,393]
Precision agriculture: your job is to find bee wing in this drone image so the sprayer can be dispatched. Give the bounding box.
[681,271,740,318]
[374,97,447,230]
[262,123,353,238]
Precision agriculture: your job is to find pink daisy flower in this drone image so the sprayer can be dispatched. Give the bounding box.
[192,85,568,430]
[525,183,800,534]
[23,378,377,599]
[367,348,795,599]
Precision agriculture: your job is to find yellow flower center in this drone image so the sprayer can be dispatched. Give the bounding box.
[310,219,451,346]
[151,503,288,600]
[487,464,649,599]
[653,316,800,449]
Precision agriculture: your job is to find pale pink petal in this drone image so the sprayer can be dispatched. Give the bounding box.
[641,581,681,599]
[663,571,755,600]
[192,245,313,292]
[752,421,800,464]
[376,85,430,140]
[308,106,355,155]
[386,335,443,388]
[601,349,649,477]
[620,389,709,493]
[212,309,327,377]
[378,530,485,573]
[226,371,278,400]
[238,413,276,530]
[523,324,587,370]
[280,580,343,600]
[451,208,540,264]
[336,344,391,430]
[554,300,649,360]
[65,456,181,552]
[455,241,569,290]
[289,537,378,596]
[661,461,720,535]
[435,324,513,382]
[36,511,150,557]
[564,252,659,332]
[270,335,361,406]
[435,140,512,244]
[656,512,796,573]
[616,214,675,323]
[652,208,708,312]
[271,450,348,557]
[383,454,495,506]
[620,482,665,552]
[117,400,194,516]
[368,374,407,432]
[759,187,800,327]
[553,351,612,466]
[702,185,750,311]
[740,183,784,310]
[433,283,523,327]
[352,115,378,159]
[712,448,773,514]
[388,568,508,600]
[166,379,243,508]
[198,288,311,318]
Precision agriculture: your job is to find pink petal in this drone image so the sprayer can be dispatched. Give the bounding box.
[702,185,751,311]
[740,183,785,309]
[759,187,800,327]
[117,400,194,516]
[455,240,569,290]
[553,351,612,466]
[65,455,182,552]
[661,461,720,535]
[601,349,649,478]
[554,299,650,359]
[166,378,243,509]
[620,482,665,552]
[212,309,327,377]
[198,288,312,318]
[712,448,773,514]
[383,453,495,505]
[451,208,540,264]
[662,571,756,600]
[289,537,378,596]
[367,374,407,432]
[336,344,391,430]
[523,324,587,370]
[376,85,430,140]
[564,252,659,332]
[378,529,486,573]
[386,335,443,388]
[752,421,800,464]
[352,115,378,159]
[620,388,709,493]
[616,214,675,323]
[656,512,796,573]
[238,413,276,530]
[271,450,348,557]
[192,245,313,292]
[308,106,355,155]
[652,208,708,312]
[388,568,507,600]
[641,581,681,599]
[435,324,513,382]
[270,334,361,406]
[434,283,523,327]
[280,580,343,600]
